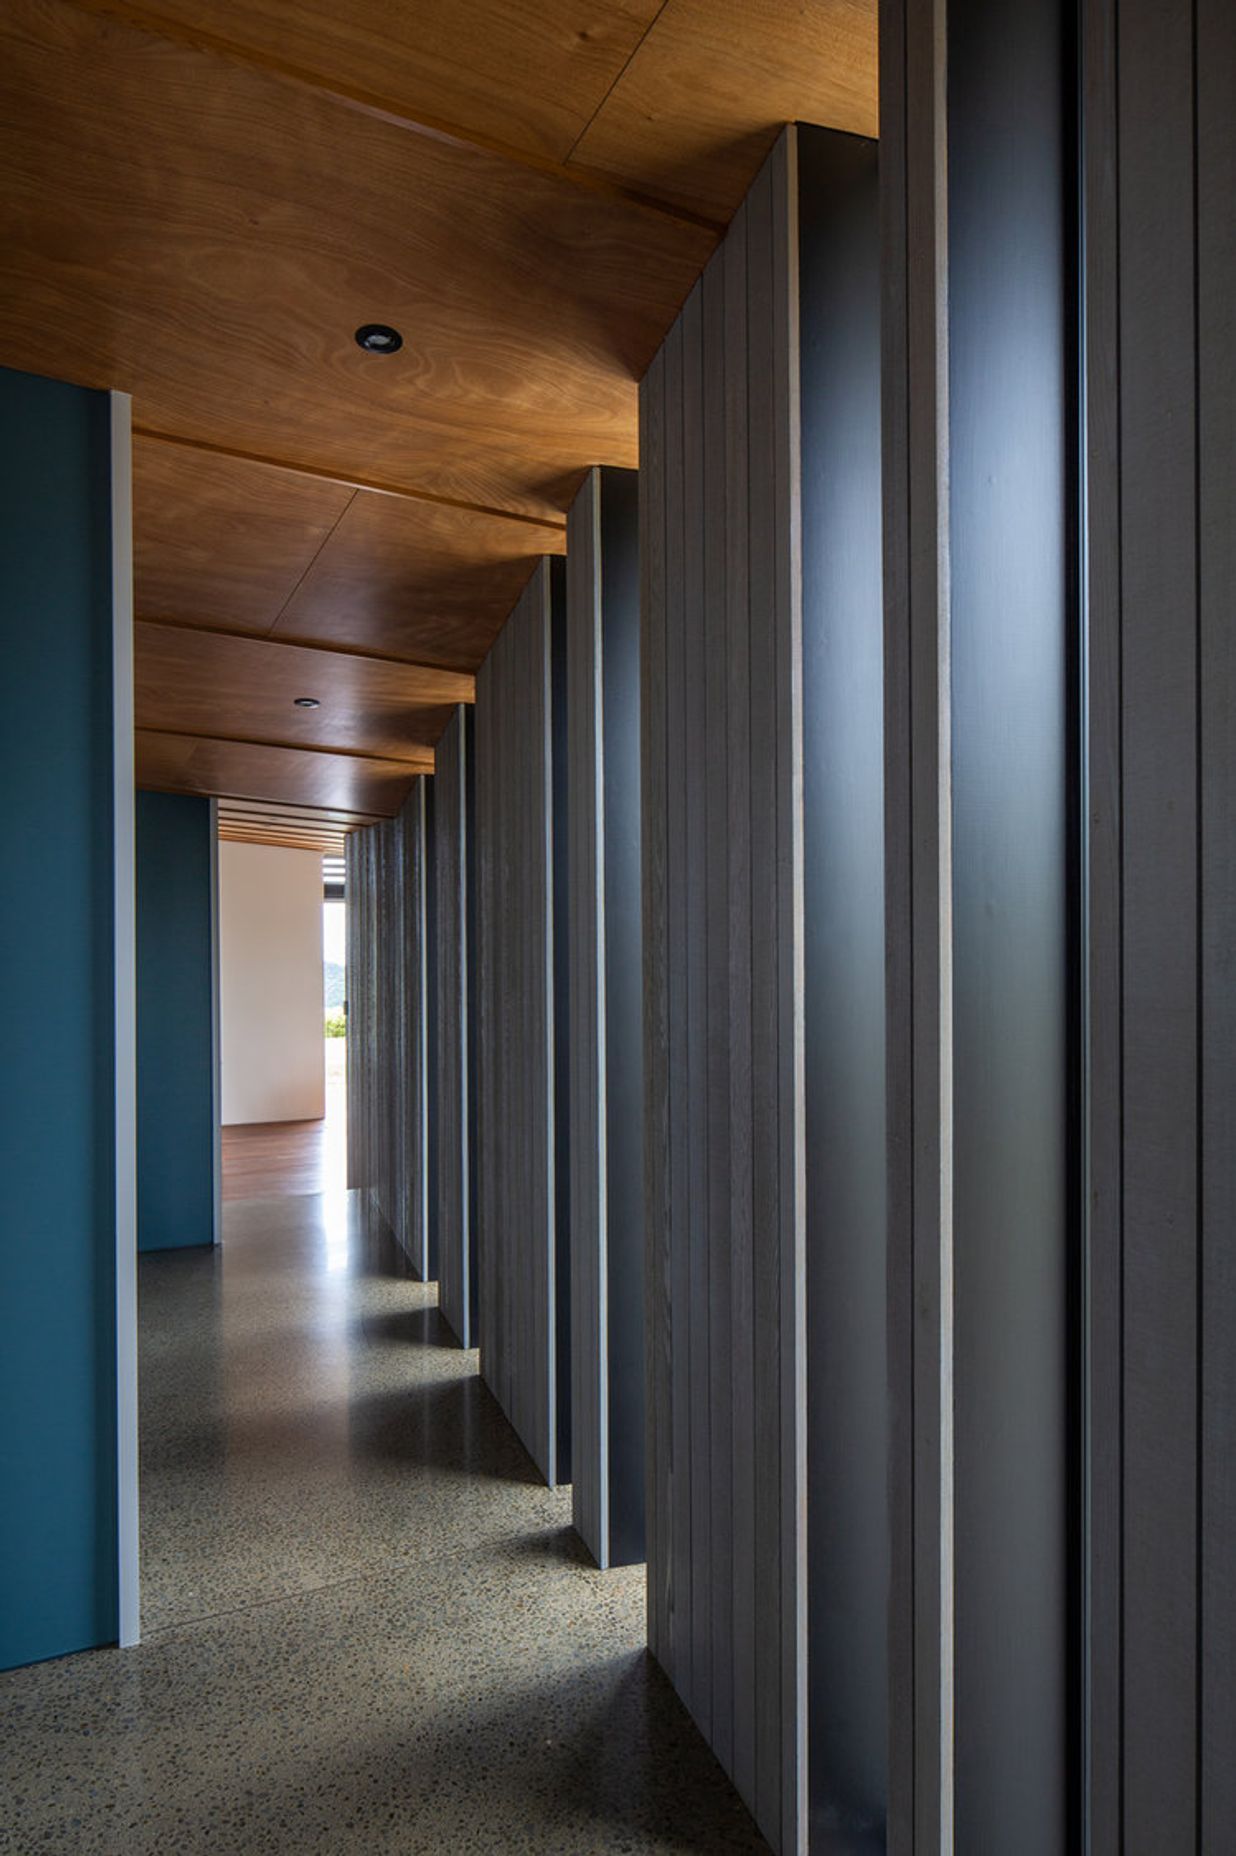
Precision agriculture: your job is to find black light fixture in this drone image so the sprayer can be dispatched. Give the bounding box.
[354,323,403,354]
[294,696,320,709]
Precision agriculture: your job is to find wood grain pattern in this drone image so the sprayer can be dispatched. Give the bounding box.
[0,0,712,522]
[136,623,470,763]
[273,489,562,670]
[134,437,353,635]
[88,0,666,168]
[136,729,427,815]
[217,797,378,855]
[641,131,805,1856]
[475,561,568,1486]
[570,0,877,220]
[433,706,477,1351]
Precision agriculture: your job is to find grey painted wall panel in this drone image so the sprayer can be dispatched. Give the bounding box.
[797,126,886,1850]
[345,779,432,1277]
[566,466,644,1570]
[475,560,569,1486]
[1083,0,1235,1847]
[882,0,1077,1845]
[1198,2,1236,1846]
[434,705,476,1350]
[641,130,809,1856]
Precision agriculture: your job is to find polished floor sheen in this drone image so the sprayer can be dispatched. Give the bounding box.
[0,1190,766,1854]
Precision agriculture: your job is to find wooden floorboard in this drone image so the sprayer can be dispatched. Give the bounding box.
[222,1072,345,1200]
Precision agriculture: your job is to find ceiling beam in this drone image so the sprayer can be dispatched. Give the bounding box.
[136,725,434,769]
[134,427,568,533]
[137,615,478,692]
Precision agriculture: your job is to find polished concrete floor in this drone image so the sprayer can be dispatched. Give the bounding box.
[0,1191,767,1854]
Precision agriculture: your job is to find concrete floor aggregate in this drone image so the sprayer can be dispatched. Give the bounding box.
[0,1191,767,1855]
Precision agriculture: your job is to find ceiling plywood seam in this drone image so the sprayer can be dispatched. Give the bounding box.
[136,617,481,682]
[265,487,359,639]
[135,725,434,767]
[562,0,674,163]
[142,777,401,817]
[60,0,723,233]
[134,429,568,533]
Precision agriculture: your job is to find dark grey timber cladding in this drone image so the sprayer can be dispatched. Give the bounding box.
[948,0,1076,1846]
[1083,0,1235,1849]
[640,128,806,1856]
[797,126,886,1851]
[567,466,643,1571]
[434,704,477,1350]
[475,559,570,1486]
[882,0,1078,1845]
[343,780,432,1277]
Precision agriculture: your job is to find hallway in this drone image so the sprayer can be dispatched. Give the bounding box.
[0,1192,764,1854]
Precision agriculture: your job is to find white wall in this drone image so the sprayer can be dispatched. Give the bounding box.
[219,842,324,1125]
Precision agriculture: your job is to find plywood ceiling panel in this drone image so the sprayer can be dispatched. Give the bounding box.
[136,730,427,815]
[0,0,712,522]
[134,436,353,634]
[570,0,878,220]
[273,493,562,669]
[135,623,471,761]
[107,0,666,165]
[1,0,878,812]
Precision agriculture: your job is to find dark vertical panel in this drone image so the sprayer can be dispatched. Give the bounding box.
[663,309,693,1694]
[1118,0,1199,1843]
[769,131,806,1852]
[948,0,1076,1844]
[549,556,571,1486]
[681,276,712,1739]
[641,132,806,1856]
[136,791,217,1252]
[435,705,474,1349]
[701,241,734,1769]
[475,561,566,1484]
[1198,0,1236,1842]
[798,126,886,1849]
[344,780,433,1279]
[423,777,438,1283]
[567,465,642,1571]
[1081,0,1123,1843]
[723,183,758,1819]
[641,343,672,1666]
[568,470,603,1559]
[746,149,784,1843]
[598,468,644,1570]
[0,367,120,1670]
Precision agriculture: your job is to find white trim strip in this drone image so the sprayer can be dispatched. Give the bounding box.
[111,391,141,1649]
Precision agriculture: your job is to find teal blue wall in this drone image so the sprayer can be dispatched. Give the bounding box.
[0,365,120,1669]
[137,791,218,1251]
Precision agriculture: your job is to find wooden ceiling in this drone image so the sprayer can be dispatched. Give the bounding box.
[0,0,876,837]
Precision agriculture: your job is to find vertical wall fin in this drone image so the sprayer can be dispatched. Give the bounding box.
[435,704,476,1349]
[475,560,569,1486]
[640,129,808,1856]
[344,778,433,1277]
[1083,0,1235,1847]
[567,466,643,1570]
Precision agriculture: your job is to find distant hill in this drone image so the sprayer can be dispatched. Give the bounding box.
[324,961,345,1008]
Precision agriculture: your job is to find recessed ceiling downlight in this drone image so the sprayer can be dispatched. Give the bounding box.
[294,696,320,709]
[354,323,403,354]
